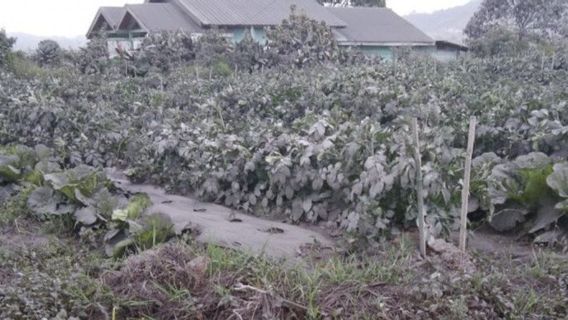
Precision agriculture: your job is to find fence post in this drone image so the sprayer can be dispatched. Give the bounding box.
[459,117,477,252]
[411,118,426,257]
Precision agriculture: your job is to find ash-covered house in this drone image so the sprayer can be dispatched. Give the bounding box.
[87,0,460,60]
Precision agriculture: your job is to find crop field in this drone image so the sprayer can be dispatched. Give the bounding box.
[1,14,568,320]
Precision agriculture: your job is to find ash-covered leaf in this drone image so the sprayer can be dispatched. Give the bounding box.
[490,208,528,232]
[75,206,98,226]
[547,162,568,198]
[27,186,70,216]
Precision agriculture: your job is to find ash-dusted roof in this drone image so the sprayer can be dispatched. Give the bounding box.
[100,7,127,29]
[329,7,434,46]
[177,0,346,27]
[121,3,203,33]
[86,7,126,38]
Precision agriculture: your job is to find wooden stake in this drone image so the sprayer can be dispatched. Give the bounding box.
[411,118,426,257]
[459,117,477,252]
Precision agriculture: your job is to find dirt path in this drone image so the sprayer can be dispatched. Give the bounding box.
[106,169,334,261]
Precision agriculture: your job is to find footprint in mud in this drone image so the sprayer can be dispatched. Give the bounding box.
[260,227,285,234]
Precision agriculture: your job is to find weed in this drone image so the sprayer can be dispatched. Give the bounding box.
[0,185,32,226]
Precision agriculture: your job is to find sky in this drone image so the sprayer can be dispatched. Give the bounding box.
[0,0,471,37]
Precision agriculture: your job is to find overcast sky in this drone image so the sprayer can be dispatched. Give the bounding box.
[0,0,471,37]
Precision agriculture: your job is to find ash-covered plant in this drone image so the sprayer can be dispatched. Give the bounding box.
[0,29,16,68]
[35,39,62,67]
[265,6,340,68]
[126,32,197,75]
[77,37,110,74]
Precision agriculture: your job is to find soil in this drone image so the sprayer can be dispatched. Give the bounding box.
[106,168,334,261]
[450,225,540,259]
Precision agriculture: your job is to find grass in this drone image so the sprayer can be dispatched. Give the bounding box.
[1,219,567,319]
[0,185,32,227]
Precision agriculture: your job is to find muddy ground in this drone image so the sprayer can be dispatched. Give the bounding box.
[1,217,567,320]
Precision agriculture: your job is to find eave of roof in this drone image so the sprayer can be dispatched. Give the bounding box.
[435,40,469,51]
[118,3,204,33]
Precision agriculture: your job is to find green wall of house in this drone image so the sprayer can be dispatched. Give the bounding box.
[106,29,464,63]
[229,27,268,44]
[431,48,466,62]
[356,46,394,60]
[349,46,436,61]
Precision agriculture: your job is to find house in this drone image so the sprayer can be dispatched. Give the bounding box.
[433,40,469,61]
[87,0,436,60]
[329,7,435,60]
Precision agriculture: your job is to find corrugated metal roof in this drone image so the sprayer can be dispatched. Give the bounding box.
[100,7,127,29]
[177,0,346,27]
[329,8,434,45]
[124,3,204,33]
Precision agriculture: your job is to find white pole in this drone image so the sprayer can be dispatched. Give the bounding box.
[412,118,426,257]
[459,117,477,252]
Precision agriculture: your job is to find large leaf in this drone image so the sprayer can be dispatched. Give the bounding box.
[44,165,105,202]
[133,213,175,250]
[529,202,565,234]
[488,153,554,210]
[547,162,568,198]
[75,206,98,226]
[0,155,21,182]
[490,208,528,232]
[533,230,568,245]
[0,185,16,203]
[44,172,72,197]
[27,186,73,216]
[34,160,62,175]
[111,193,151,221]
[514,152,551,170]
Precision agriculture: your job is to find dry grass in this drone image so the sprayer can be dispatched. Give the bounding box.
[1,224,567,320]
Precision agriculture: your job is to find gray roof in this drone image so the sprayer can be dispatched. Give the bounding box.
[122,3,203,33]
[329,8,434,45]
[177,0,346,27]
[100,7,127,29]
[86,7,126,38]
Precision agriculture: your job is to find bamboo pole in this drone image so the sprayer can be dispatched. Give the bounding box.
[459,117,477,252]
[411,118,426,257]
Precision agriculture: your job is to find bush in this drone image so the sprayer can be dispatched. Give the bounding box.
[35,40,62,67]
[5,51,46,79]
[0,29,16,68]
[264,6,340,68]
[467,27,533,58]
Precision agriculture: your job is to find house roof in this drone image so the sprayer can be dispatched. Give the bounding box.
[329,7,434,46]
[100,7,127,29]
[435,40,469,51]
[86,7,126,38]
[89,1,434,48]
[176,0,347,27]
[120,3,204,33]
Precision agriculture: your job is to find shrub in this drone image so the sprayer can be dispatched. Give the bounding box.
[35,39,62,67]
[0,29,16,68]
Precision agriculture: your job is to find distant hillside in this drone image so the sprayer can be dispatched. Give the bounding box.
[9,33,87,52]
[405,0,482,44]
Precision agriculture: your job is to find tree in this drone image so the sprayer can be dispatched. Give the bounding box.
[35,40,62,67]
[0,29,16,68]
[77,37,110,74]
[265,7,339,68]
[465,0,567,40]
[318,0,386,7]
